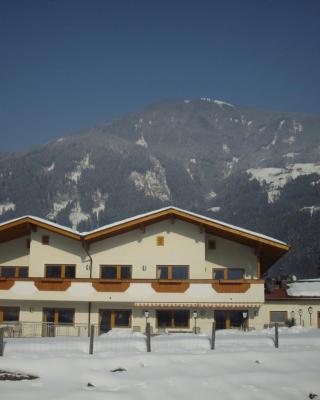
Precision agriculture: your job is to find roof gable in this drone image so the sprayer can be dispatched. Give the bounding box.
[0,207,289,272]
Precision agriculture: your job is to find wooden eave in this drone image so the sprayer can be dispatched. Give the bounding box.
[84,208,289,270]
[0,217,81,243]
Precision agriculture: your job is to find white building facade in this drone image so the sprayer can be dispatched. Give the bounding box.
[0,207,291,336]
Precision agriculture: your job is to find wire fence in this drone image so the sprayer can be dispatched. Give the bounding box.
[1,323,319,357]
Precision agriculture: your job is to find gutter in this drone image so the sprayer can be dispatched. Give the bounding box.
[81,238,93,335]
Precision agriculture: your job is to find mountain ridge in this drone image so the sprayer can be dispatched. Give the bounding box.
[1,98,320,277]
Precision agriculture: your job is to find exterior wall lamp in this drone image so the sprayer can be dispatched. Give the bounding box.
[193,310,198,334]
[308,306,313,326]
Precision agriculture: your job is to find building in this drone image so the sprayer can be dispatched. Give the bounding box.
[260,279,320,329]
[0,207,289,336]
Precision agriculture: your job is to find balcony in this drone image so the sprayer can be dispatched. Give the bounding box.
[0,277,15,290]
[34,279,71,291]
[151,281,190,293]
[211,280,251,293]
[92,280,130,292]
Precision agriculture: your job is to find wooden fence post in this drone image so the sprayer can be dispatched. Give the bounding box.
[146,322,151,352]
[275,323,279,348]
[0,328,4,356]
[89,324,95,355]
[211,321,216,350]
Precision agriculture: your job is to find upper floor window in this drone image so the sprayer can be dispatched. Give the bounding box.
[227,268,244,280]
[45,265,76,279]
[212,269,225,280]
[100,265,132,280]
[212,268,245,280]
[208,239,216,250]
[156,236,164,246]
[156,265,189,280]
[0,266,29,278]
[42,235,50,245]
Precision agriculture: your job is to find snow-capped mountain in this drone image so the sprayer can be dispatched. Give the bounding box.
[1,98,320,277]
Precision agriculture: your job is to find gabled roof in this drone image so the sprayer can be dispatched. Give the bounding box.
[0,207,289,272]
[0,215,81,242]
[83,207,288,273]
[84,206,287,245]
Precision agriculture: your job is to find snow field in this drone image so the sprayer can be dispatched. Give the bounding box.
[1,328,320,399]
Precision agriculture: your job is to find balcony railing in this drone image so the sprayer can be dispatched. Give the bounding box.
[0,322,93,338]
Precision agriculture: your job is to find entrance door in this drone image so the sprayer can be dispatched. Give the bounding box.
[99,310,112,334]
[318,312,320,329]
[214,310,247,330]
[43,308,55,337]
[215,310,227,330]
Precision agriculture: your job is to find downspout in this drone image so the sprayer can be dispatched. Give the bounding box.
[81,237,93,335]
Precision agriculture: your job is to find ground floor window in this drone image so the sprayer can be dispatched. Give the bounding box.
[0,306,20,322]
[99,309,132,334]
[156,310,189,328]
[43,308,75,325]
[270,311,287,324]
[214,310,247,330]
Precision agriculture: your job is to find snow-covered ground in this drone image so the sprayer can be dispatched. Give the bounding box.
[1,327,320,399]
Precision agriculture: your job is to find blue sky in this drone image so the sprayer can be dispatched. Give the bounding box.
[1,0,320,151]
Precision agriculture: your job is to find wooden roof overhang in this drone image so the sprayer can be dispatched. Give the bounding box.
[84,208,289,272]
[0,217,81,243]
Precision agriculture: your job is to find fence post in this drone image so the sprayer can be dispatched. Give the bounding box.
[211,321,216,350]
[0,328,4,356]
[89,324,95,355]
[274,323,279,348]
[146,322,151,352]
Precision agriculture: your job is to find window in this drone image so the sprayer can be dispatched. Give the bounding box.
[120,266,131,279]
[208,239,216,249]
[1,267,15,278]
[101,265,117,279]
[227,268,244,280]
[100,265,132,280]
[42,235,50,245]
[270,311,288,324]
[26,238,31,250]
[43,308,74,325]
[0,266,29,278]
[157,265,189,280]
[172,266,188,280]
[19,267,29,278]
[157,266,168,279]
[212,269,224,280]
[156,310,189,328]
[114,310,131,327]
[212,268,245,280]
[156,236,164,246]
[0,306,20,322]
[45,265,76,279]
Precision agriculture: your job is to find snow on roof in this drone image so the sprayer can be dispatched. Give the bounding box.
[287,279,320,298]
[0,206,288,246]
[0,215,80,235]
[83,206,288,245]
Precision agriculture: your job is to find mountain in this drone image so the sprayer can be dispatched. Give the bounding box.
[1,98,320,277]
